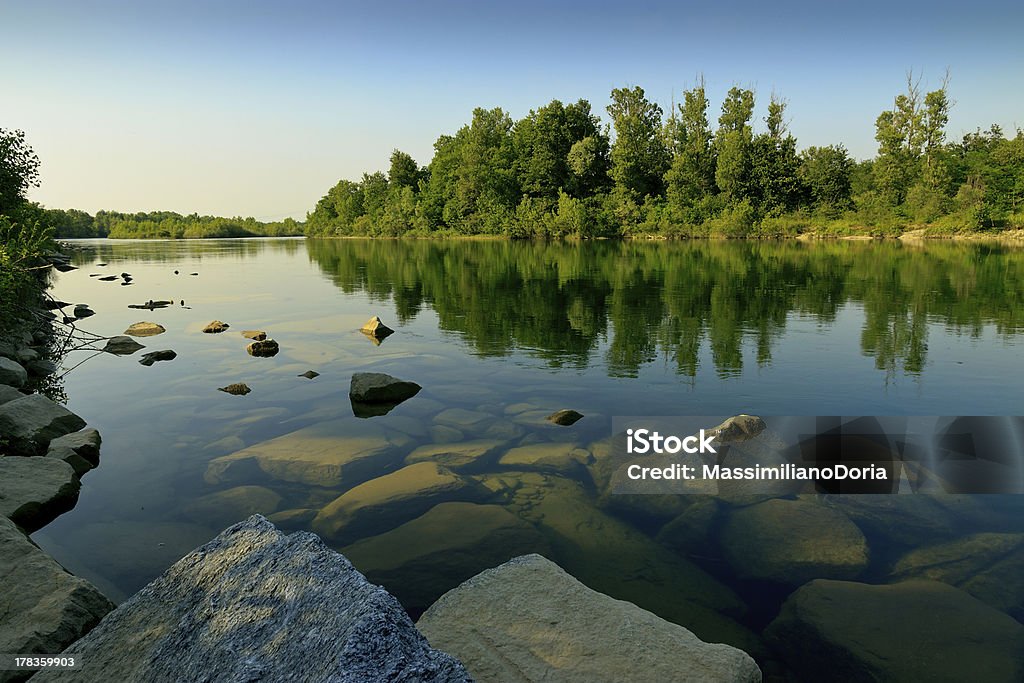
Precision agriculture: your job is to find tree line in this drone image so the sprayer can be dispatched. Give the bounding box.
[306,75,1024,238]
[38,209,304,239]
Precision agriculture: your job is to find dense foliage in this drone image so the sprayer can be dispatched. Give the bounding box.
[306,77,1024,238]
[0,128,53,331]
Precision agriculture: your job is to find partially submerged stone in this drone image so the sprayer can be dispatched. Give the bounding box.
[202,320,229,333]
[31,516,471,683]
[247,339,279,357]
[0,457,81,532]
[241,329,267,341]
[349,372,421,403]
[124,322,166,337]
[707,414,766,443]
[48,428,102,465]
[547,409,584,426]
[102,336,145,356]
[73,304,95,318]
[418,554,761,683]
[313,462,489,543]
[218,383,252,396]
[181,486,283,529]
[765,579,1024,683]
[720,498,869,585]
[138,349,176,366]
[0,393,88,456]
[0,516,113,664]
[298,370,320,379]
[360,316,394,342]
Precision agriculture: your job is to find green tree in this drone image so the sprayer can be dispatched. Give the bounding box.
[714,87,755,200]
[665,79,717,209]
[0,128,41,215]
[607,86,670,200]
[799,145,854,213]
[750,95,802,212]
[388,150,421,192]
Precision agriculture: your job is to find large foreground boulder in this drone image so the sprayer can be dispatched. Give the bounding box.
[32,515,470,683]
[350,372,421,403]
[764,579,1024,683]
[418,554,761,683]
[0,516,113,681]
[0,394,88,455]
[0,457,80,532]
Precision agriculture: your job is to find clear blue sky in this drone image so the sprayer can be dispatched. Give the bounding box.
[3,0,1022,219]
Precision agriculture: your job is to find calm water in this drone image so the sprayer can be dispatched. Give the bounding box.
[32,238,1024,664]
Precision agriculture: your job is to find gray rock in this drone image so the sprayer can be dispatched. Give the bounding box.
[138,349,176,366]
[202,320,229,333]
[0,457,81,532]
[102,336,145,356]
[48,428,102,465]
[344,502,550,611]
[15,347,38,364]
[26,358,58,377]
[349,372,421,404]
[246,339,280,357]
[0,516,113,669]
[547,409,584,426]
[313,462,490,543]
[124,322,166,337]
[241,329,267,340]
[0,384,25,406]
[0,393,88,455]
[0,357,28,388]
[218,383,251,396]
[720,498,869,585]
[32,515,471,683]
[418,554,761,683]
[764,579,1024,683]
[45,443,95,477]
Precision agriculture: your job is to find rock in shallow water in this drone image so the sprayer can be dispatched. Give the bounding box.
[247,339,280,357]
[102,336,144,356]
[350,372,420,404]
[0,393,88,456]
[546,409,584,426]
[123,321,165,337]
[418,554,762,683]
[0,456,80,532]
[218,382,251,396]
[764,578,1024,683]
[138,349,176,366]
[202,320,229,333]
[31,515,470,683]
[0,516,114,671]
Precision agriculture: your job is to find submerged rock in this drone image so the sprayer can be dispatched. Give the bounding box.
[418,554,762,683]
[720,498,869,585]
[404,439,506,470]
[546,409,584,426]
[246,339,280,357]
[498,442,592,476]
[205,419,413,489]
[138,350,176,366]
[312,462,490,543]
[764,579,1024,683]
[707,414,766,443]
[0,516,113,666]
[349,372,421,403]
[202,320,229,333]
[124,322,165,337]
[241,329,266,341]
[0,457,81,532]
[102,336,145,356]
[0,356,28,388]
[218,383,251,396]
[344,502,549,611]
[890,532,1024,620]
[31,516,471,683]
[298,370,320,379]
[0,393,88,456]
[181,486,282,529]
